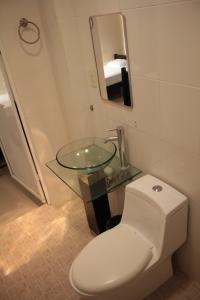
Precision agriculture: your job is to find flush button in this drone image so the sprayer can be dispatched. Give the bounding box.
[152,185,163,192]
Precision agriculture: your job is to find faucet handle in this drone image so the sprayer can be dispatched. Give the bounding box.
[107,126,124,133]
[107,126,124,135]
[107,128,117,132]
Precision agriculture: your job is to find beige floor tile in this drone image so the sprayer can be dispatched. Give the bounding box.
[0,171,38,226]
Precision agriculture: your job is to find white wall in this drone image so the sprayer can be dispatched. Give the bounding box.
[39,0,93,143]
[52,0,200,281]
[0,0,74,205]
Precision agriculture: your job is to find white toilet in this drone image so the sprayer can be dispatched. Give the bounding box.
[69,175,188,300]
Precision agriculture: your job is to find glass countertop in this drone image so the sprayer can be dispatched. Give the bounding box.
[56,137,117,173]
[47,155,142,202]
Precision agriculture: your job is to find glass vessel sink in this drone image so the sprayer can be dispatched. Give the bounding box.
[56,137,117,174]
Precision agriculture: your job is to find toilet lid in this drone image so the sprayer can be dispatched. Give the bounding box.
[70,224,152,295]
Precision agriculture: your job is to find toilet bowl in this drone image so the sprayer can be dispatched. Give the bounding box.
[69,175,188,300]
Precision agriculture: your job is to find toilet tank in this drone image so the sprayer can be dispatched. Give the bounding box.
[121,175,188,259]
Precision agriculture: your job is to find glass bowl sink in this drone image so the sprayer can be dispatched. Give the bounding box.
[56,137,117,174]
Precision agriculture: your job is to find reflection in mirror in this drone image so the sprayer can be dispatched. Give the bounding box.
[89,13,132,107]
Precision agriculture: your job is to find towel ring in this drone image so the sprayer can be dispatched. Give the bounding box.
[18,18,40,44]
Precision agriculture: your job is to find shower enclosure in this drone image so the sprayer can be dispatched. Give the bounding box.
[0,51,45,202]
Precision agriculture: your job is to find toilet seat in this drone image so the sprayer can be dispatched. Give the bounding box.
[69,224,152,295]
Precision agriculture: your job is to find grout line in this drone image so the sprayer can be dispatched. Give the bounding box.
[132,75,200,91]
[121,0,195,12]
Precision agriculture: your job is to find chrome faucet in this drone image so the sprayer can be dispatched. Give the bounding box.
[105,126,129,169]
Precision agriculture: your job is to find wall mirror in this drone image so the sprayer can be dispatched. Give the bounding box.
[89,13,133,107]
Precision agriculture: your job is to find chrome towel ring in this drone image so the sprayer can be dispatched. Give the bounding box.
[18,18,40,44]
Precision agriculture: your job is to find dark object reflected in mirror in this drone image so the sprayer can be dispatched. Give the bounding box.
[89,13,133,107]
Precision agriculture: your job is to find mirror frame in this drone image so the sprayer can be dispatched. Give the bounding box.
[89,12,133,108]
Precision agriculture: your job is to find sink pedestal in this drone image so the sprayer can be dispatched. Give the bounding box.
[47,151,142,235]
[78,171,111,234]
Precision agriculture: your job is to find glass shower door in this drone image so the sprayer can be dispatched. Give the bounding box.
[0,53,45,202]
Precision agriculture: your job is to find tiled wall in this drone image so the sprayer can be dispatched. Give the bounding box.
[50,0,200,280]
[39,0,93,143]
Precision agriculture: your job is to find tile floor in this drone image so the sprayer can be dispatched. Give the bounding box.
[0,198,93,300]
[0,175,200,300]
[0,168,38,226]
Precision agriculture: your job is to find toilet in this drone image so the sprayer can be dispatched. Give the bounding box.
[69,175,188,300]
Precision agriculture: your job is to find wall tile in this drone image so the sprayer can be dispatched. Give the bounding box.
[119,0,193,10]
[126,126,169,171]
[158,1,200,87]
[150,145,200,280]
[131,78,160,136]
[151,144,200,199]
[120,0,157,9]
[124,8,160,79]
[124,1,200,87]
[71,0,120,17]
[159,82,200,153]
[48,12,93,140]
